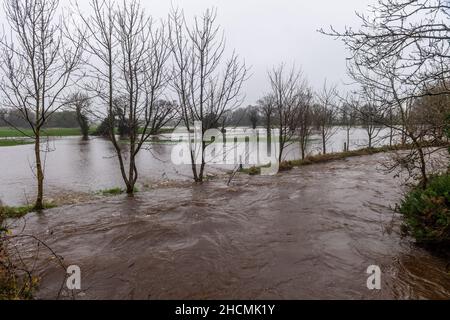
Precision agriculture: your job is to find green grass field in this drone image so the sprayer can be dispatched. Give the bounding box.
[0,127,84,138]
[0,139,34,147]
[0,127,86,147]
[0,127,173,138]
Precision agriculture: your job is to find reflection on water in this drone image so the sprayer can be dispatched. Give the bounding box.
[0,137,195,206]
[10,153,450,300]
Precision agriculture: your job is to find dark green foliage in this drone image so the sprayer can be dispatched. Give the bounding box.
[279,161,294,172]
[100,188,124,196]
[0,139,33,147]
[247,166,261,176]
[93,118,112,137]
[0,109,80,128]
[399,174,450,245]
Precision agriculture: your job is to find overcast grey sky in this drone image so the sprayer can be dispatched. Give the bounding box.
[2,0,374,106]
[156,0,374,105]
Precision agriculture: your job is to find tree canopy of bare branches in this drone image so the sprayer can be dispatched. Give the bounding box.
[314,81,339,155]
[268,64,311,163]
[322,0,450,187]
[169,8,248,182]
[76,0,175,194]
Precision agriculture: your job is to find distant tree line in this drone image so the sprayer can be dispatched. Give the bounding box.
[0,109,80,128]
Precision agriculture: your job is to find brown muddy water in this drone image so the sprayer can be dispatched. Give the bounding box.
[9,153,450,300]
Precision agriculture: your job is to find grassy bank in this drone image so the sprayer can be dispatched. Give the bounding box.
[0,203,57,220]
[240,145,410,175]
[0,139,34,147]
[0,127,85,138]
[1,126,175,140]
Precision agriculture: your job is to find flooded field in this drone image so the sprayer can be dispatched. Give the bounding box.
[9,153,450,300]
[0,127,395,206]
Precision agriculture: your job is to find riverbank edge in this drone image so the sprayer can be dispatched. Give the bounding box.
[239,143,449,175]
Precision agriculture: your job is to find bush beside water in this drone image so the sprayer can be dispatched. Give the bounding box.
[399,174,450,246]
[400,115,450,247]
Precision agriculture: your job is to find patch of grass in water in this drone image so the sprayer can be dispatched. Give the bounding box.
[0,139,33,147]
[99,187,139,196]
[0,127,83,138]
[0,203,57,219]
[100,188,124,196]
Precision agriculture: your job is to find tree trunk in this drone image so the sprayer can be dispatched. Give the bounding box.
[347,128,350,152]
[128,132,136,195]
[190,142,200,182]
[266,118,272,157]
[414,140,428,189]
[34,132,44,210]
[199,163,206,182]
[389,111,393,147]
[301,140,306,160]
[126,155,136,195]
[126,183,134,194]
[322,127,327,155]
[389,127,393,147]
[278,128,284,163]
[198,141,207,182]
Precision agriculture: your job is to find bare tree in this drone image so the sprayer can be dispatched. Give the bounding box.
[322,0,450,97]
[268,64,309,163]
[169,8,248,182]
[0,0,83,210]
[322,0,450,187]
[340,97,357,152]
[257,94,276,153]
[78,0,173,194]
[358,103,383,149]
[74,0,117,136]
[315,81,339,155]
[297,88,314,160]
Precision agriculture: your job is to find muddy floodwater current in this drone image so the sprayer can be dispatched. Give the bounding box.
[8,153,450,300]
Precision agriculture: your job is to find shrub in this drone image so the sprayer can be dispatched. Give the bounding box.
[279,161,294,172]
[0,208,38,300]
[247,166,261,176]
[399,174,450,245]
[92,118,111,137]
[0,203,56,219]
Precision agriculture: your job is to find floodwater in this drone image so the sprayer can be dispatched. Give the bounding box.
[8,153,450,300]
[0,127,394,206]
